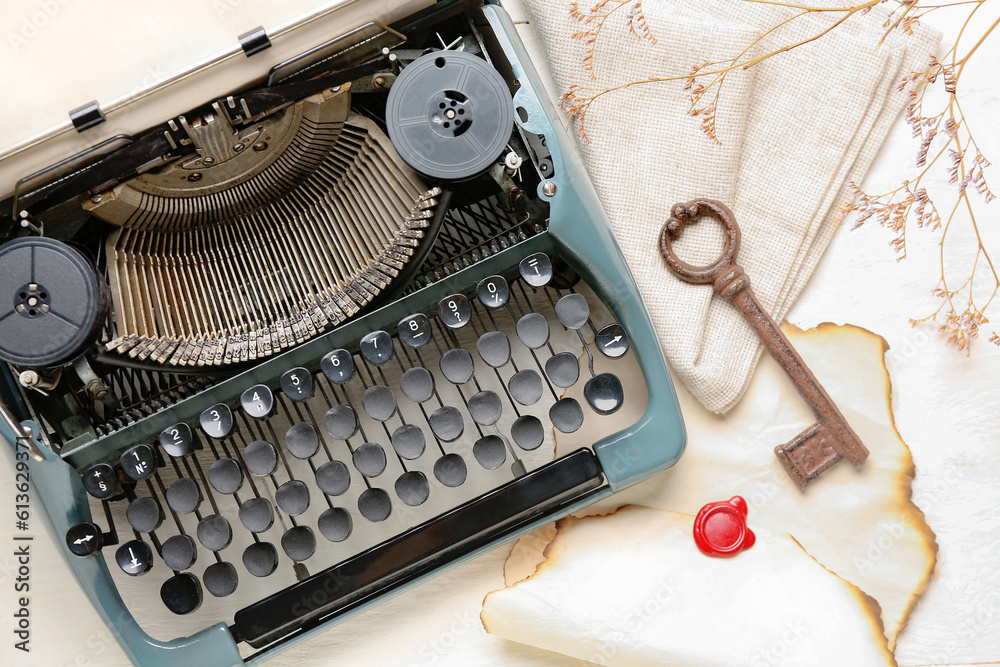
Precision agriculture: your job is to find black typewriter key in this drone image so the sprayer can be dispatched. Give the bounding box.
[82,462,118,499]
[208,458,244,494]
[519,253,553,287]
[281,526,317,562]
[437,294,471,329]
[400,367,435,403]
[358,488,392,523]
[468,390,503,426]
[241,384,275,419]
[280,367,315,402]
[516,312,550,349]
[121,444,156,481]
[321,349,355,384]
[585,373,625,415]
[477,331,511,368]
[243,542,279,578]
[360,330,393,365]
[395,471,430,506]
[166,478,201,514]
[203,561,239,598]
[244,441,278,477]
[391,424,426,460]
[399,313,433,349]
[315,460,352,496]
[477,275,510,309]
[239,497,275,533]
[284,422,320,460]
[324,405,358,441]
[440,348,475,385]
[509,370,544,406]
[116,539,153,576]
[545,352,580,388]
[161,573,203,615]
[126,496,163,534]
[362,385,397,422]
[200,403,234,440]
[353,443,387,477]
[429,406,464,442]
[318,508,353,543]
[159,422,196,458]
[197,514,233,552]
[433,453,468,487]
[473,435,507,470]
[550,398,585,433]
[161,535,197,571]
[555,293,591,330]
[511,415,545,451]
[596,323,630,358]
[66,522,102,557]
[275,480,311,517]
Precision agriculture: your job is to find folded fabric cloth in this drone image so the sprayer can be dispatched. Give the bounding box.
[521,0,940,413]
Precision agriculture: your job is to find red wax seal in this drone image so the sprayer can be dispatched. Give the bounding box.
[693,496,756,557]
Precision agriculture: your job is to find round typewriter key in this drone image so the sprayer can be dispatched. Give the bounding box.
[324,405,358,441]
[121,444,157,481]
[519,253,553,287]
[400,367,434,403]
[166,478,201,514]
[315,460,352,496]
[353,443,387,478]
[284,422,320,460]
[545,352,580,388]
[208,458,244,494]
[360,330,393,365]
[438,294,472,329]
[440,348,475,384]
[511,415,545,451]
[550,398,585,434]
[197,514,233,552]
[126,496,163,534]
[239,497,275,534]
[399,313,432,349]
[203,561,238,597]
[82,462,118,499]
[391,424,426,460]
[595,323,630,359]
[509,369,544,406]
[468,390,503,426]
[280,367,315,402]
[281,526,317,562]
[395,471,430,506]
[555,293,590,330]
[318,508,353,543]
[159,422,195,458]
[477,275,510,309]
[276,480,311,517]
[433,453,468,487]
[477,331,511,368]
[358,488,392,523]
[243,441,278,477]
[321,349,355,384]
[116,539,153,576]
[585,373,625,415]
[515,312,550,349]
[161,535,197,571]
[243,542,279,578]
[241,384,275,419]
[362,385,397,422]
[161,573,203,615]
[200,403,233,439]
[473,435,507,470]
[429,406,464,442]
[66,522,102,557]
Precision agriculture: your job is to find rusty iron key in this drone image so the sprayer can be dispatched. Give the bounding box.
[659,199,869,488]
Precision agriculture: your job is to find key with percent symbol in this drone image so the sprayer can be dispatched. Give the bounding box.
[659,199,869,488]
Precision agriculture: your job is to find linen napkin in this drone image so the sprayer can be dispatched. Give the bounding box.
[521,0,940,413]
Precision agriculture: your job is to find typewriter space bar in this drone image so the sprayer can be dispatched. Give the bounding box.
[234,449,604,649]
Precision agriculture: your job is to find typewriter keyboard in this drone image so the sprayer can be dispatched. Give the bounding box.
[65,242,649,649]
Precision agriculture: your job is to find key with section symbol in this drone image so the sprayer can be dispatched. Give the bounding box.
[660,199,869,488]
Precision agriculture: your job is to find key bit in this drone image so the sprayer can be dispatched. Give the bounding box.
[659,199,869,488]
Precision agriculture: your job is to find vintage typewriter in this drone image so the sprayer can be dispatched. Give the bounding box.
[0,0,685,663]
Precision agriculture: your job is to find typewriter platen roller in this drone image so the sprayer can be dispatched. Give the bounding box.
[0,2,685,664]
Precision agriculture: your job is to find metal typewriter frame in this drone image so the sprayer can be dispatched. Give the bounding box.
[0,5,686,664]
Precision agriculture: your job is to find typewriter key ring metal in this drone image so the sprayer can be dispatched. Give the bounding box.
[659,199,869,488]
